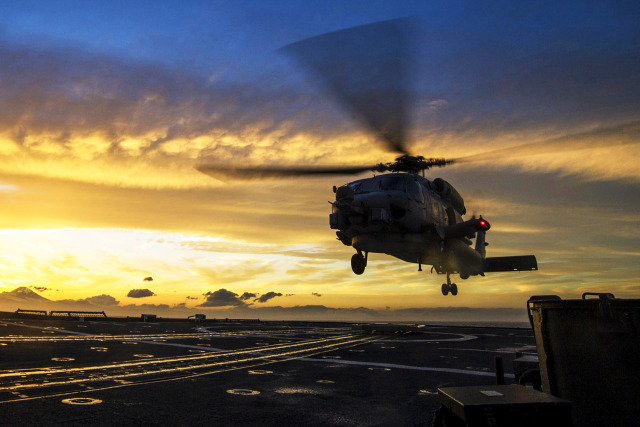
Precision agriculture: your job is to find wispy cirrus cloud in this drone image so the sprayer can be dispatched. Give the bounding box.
[3,3,640,192]
[0,40,377,190]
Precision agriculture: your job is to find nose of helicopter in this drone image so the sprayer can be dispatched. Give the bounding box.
[330,191,409,231]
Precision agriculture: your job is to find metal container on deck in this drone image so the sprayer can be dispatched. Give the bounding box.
[527,293,640,427]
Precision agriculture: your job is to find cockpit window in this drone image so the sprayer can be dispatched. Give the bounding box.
[349,175,407,194]
[379,174,406,191]
[349,180,375,193]
[349,182,363,193]
[407,179,423,201]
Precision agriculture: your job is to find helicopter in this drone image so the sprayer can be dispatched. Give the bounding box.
[328,155,537,296]
[195,18,636,295]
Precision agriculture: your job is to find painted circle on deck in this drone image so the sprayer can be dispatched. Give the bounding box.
[62,397,103,405]
[227,389,260,395]
[248,370,272,375]
[51,357,75,362]
[316,379,335,384]
[133,354,154,358]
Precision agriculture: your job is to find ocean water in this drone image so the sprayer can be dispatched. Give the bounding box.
[415,320,531,329]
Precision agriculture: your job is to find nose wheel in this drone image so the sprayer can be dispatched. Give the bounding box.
[351,251,367,275]
[441,273,458,296]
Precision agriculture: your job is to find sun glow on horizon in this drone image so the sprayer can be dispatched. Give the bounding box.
[0,227,559,313]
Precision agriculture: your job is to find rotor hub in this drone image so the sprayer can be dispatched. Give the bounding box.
[374,155,454,174]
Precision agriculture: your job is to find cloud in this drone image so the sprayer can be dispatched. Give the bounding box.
[6,7,636,192]
[240,292,257,301]
[199,288,246,307]
[127,288,156,298]
[0,40,362,190]
[311,292,322,297]
[428,99,447,112]
[1,6,639,196]
[143,276,153,281]
[85,294,120,306]
[55,294,120,307]
[254,291,283,303]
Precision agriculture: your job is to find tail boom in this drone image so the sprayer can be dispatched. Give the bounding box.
[484,255,538,272]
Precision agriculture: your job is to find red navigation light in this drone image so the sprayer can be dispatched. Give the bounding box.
[476,218,490,231]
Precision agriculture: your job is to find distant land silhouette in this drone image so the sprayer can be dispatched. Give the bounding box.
[0,286,531,324]
[0,287,50,303]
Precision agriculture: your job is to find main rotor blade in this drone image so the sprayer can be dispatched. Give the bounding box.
[196,164,376,180]
[281,18,415,155]
[452,120,640,165]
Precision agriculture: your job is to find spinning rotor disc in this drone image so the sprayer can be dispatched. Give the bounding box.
[196,19,640,181]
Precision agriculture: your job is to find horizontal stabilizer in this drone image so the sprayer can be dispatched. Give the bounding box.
[484,255,538,272]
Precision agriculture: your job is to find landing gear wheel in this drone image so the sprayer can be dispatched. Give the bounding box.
[441,273,458,296]
[450,283,458,296]
[441,283,449,296]
[351,253,366,275]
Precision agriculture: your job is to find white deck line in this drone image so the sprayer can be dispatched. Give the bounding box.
[298,357,515,379]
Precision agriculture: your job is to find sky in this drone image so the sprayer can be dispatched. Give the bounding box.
[0,1,639,321]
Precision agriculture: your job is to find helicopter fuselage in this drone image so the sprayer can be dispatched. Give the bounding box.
[330,173,493,279]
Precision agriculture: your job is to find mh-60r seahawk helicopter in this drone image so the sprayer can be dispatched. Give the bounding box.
[198,19,543,296]
[328,155,537,296]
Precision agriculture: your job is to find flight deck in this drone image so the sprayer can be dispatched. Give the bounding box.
[0,318,535,426]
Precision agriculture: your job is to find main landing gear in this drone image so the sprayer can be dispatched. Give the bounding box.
[441,272,458,296]
[351,251,367,275]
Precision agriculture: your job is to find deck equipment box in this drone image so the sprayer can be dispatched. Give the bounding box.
[437,384,571,426]
[528,293,640,427]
